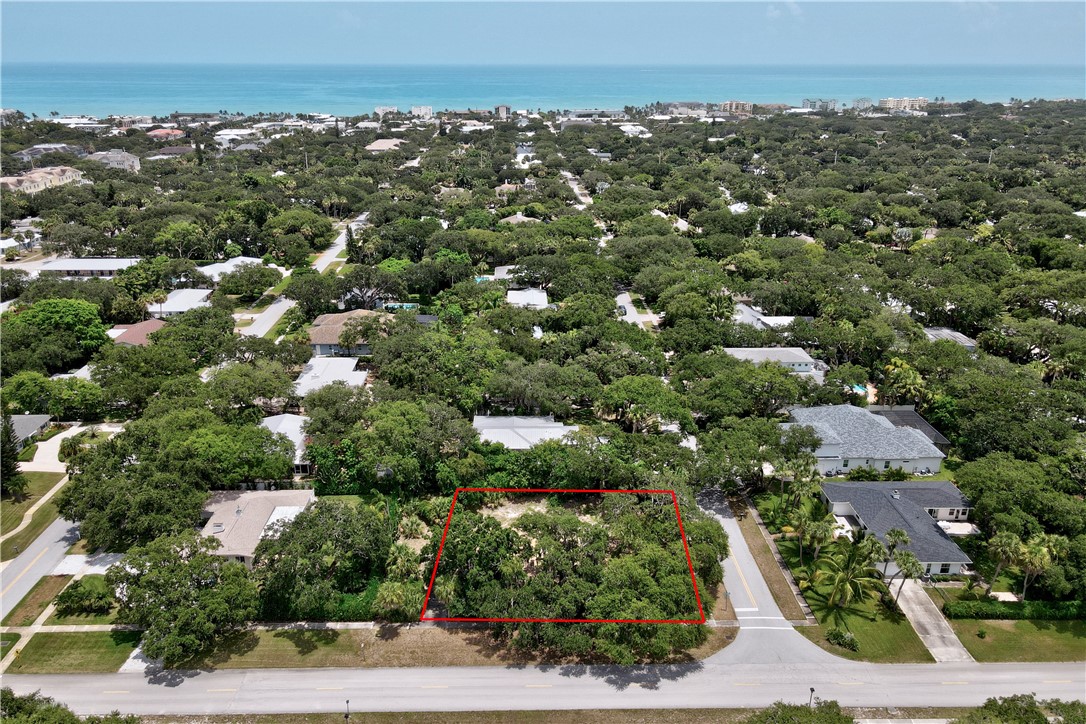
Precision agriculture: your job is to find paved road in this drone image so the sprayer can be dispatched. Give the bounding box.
[615,292,659,330]
[4,659,1082,716]
[240,296,297,339]
[0,518,79,621]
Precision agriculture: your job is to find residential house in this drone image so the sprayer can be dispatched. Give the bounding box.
[473,415,579,450]
[144,145,195,161]
[294,357,368,397]
[783,404,945,476]
[199,256,265,283]
[723,347,824,384]
[108,318,166,347]
[923,327,977,353]
[86,149,141,173]
[261,413,311,475]
[867,405,951,454]
[12,144,86,162]
[732,302,800,330]
[500,212,539,225]
[147,288,212,318]
[506,288,549,309]
[821,481,973,576]
[146,128,186,140]
[200,489,315,568]
[307,309,391,356]
[0,167,84,195]
[366,138,407,153]
[9,414,52,451]
[39,257,138,279]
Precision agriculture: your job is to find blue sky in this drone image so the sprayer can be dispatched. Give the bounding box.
[3,2,1084,66]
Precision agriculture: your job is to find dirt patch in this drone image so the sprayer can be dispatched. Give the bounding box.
[401,537,427,554]
[481,499,547,527]
[2,575,73,627]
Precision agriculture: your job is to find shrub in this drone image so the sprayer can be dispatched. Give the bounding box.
[846,466,881,481]
[53,578,114,617]
[942,599,1084,620]
[826,627,859,651]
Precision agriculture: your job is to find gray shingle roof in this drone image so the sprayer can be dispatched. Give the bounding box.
[9,414,51,444]
[822,481,972,564]
[789,405,945,461]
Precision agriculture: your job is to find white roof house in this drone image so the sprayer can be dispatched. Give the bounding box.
[261,413,310,473]
[148,288,212,317]
[294,357,368,396]
[723,347,824,384]
[506,288,549,309]
[199,256,265,283]
[39,257,139,279]
[733,302,798,330]
[201,489,315,567]
[473,415,579,450]
[366,138,407,152]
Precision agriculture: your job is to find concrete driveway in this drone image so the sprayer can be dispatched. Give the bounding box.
[615,292,659,330]
[895,579,974,662]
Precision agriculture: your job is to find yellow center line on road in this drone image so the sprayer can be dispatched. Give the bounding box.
[316,687,344,691]
[731,559,757,609]
[733,682,760,687]
[1,547,49,596]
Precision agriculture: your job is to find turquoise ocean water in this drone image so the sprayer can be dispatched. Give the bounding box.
[1,63,1083,117]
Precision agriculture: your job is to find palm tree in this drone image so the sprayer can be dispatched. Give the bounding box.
[984,531,1022,595]
[893,551,924,603]
[882,528,910,577]
[1016,537,1051,602]
[788,508,813,566]
[822,538,883,610]
[807,518,836,563]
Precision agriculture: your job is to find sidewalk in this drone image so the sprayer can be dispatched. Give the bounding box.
[895,579,974,662]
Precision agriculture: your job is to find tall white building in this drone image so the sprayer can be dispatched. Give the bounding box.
[374,106,399,117]
[879,97,928,111]
[410,105,433,119]
[852,97,873,111]
[802,98,837,112]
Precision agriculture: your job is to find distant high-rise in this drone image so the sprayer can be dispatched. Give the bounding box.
[410,105,433,119]
[879,97,929,110]
[494,104,511,120]
[852,97,873,111]
[720,100,754,115]
[374,106,399,117]
[802,98,837,112]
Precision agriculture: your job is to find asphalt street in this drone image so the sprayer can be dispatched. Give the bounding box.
[5,657,1084,716]
[0,518,79,621]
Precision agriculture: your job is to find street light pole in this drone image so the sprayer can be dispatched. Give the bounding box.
[809,687,815,708]
[345,699,350,722]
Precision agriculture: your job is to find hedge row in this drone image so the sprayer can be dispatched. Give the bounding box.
[942,599,1084,620]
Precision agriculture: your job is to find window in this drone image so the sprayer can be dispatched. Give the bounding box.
[926,508,937,518]
[939,564,951,574]
[842,459,850,468]
[925,564,932,574]
[883,461,891,469]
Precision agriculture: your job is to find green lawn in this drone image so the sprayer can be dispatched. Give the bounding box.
[1,491,65,562]
[1,632,21,651]
[777,538,934,663]
[925,585,1084,662]
[5,631,142,674]
[16,443,37,462]
[182,629,362,670]
[0,471,65,534]
[46,575,118,625]
[947,619,1086,662]
[2,575,73,627]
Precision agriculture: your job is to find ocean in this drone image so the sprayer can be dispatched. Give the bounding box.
[1,63,1083,118]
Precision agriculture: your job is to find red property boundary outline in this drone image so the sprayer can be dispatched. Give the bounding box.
[419,487,706,625]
